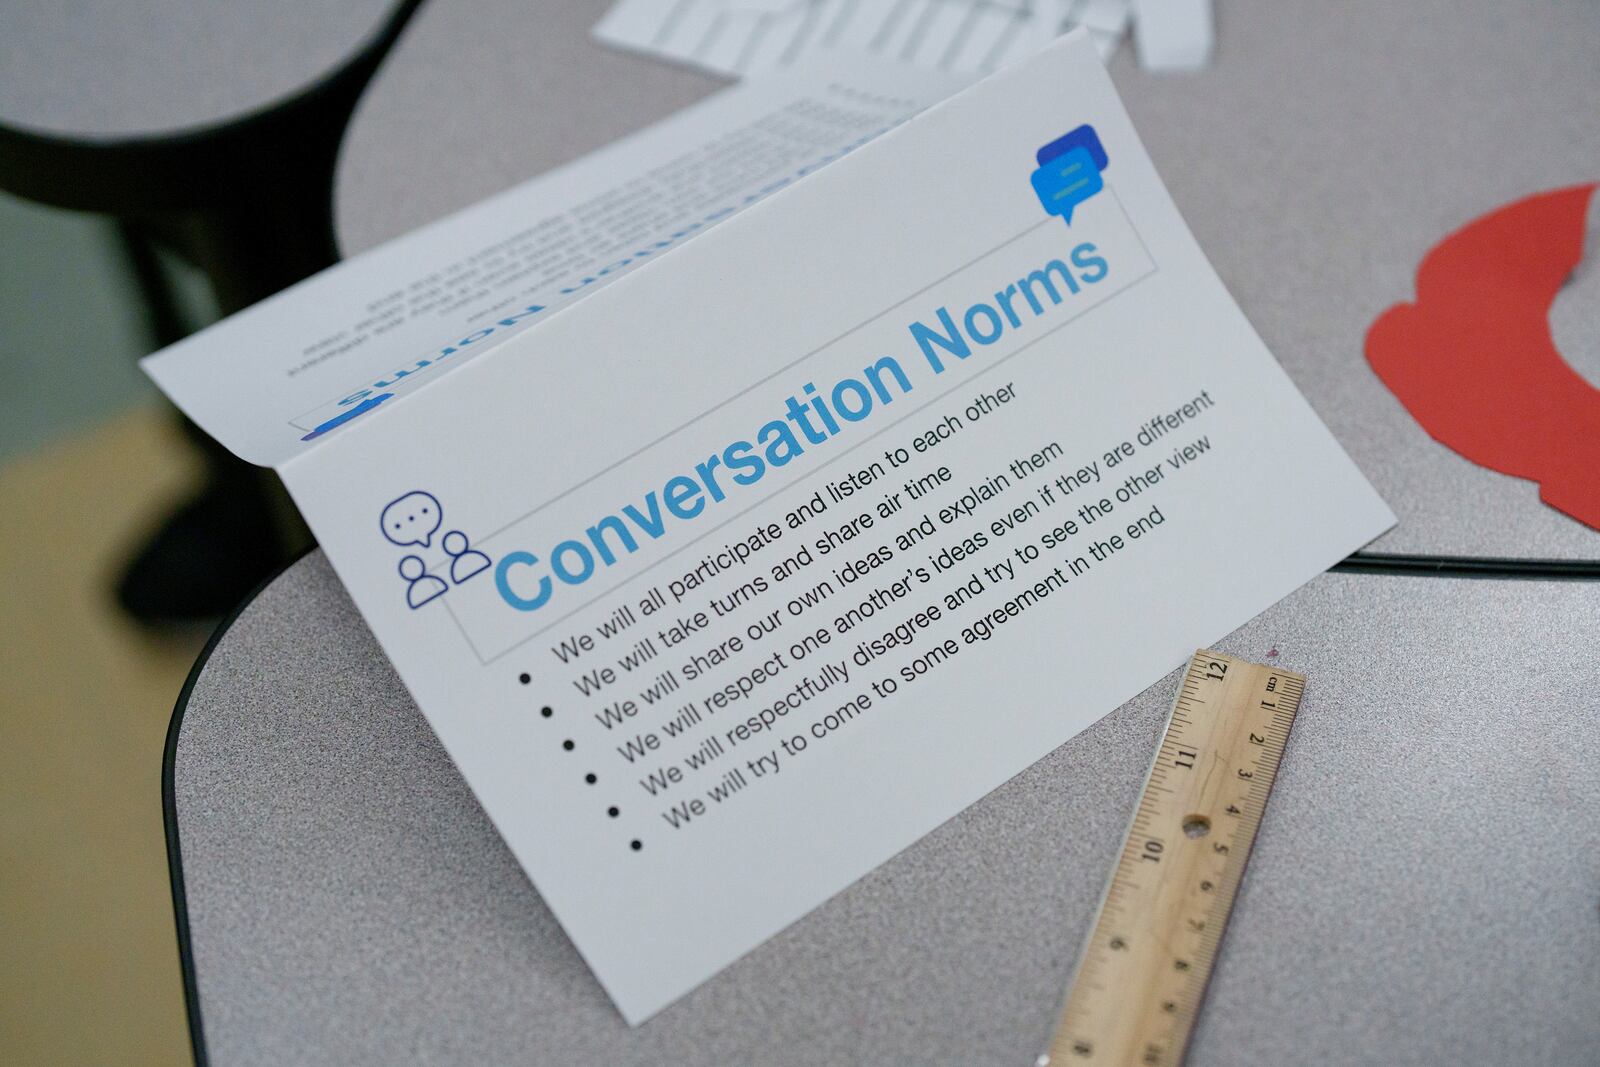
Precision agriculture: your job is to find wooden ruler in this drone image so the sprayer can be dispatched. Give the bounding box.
[1040,650,1306,1067]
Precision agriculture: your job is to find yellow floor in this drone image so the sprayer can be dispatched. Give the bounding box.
[1,408,203,1065]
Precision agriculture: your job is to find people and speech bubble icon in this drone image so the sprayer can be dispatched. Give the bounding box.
[379,490,493,608]
[381,490,444,548]
[1031,124,1109,225]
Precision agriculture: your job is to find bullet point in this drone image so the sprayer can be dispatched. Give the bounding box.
[563,739,575,751]
[630,839,642,851]
[585,773,597,785]
[608,806,620,818]
[518,672,530,685]
[541,706,553,718]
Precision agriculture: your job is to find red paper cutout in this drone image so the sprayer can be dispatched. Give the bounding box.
[1366,183,1600,531]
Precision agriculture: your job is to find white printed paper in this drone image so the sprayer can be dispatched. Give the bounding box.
[594,0,1129,78]
[148,34,1391,1022]
[142,59,964,467]
[1134,0,1214,72]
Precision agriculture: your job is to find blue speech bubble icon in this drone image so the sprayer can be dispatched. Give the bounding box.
[380,490,443,548]
[1031,124,1108,225]
[1037,124,1109,171]
[1031,147,1103,224]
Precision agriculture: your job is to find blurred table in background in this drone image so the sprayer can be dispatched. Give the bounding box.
[0,0,421,622]
[0,0,417,311]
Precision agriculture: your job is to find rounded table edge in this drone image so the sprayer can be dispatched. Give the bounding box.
[163,547,320,1067]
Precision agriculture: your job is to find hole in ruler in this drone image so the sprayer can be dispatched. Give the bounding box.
[1182,815,1211,838]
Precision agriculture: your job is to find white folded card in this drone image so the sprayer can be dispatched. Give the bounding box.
[146,33,1392,1023]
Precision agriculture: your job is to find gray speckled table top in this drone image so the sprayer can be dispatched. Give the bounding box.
[0,0,403,139]
[174,554,1600,1065]
[334,0,1600,561]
